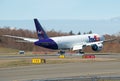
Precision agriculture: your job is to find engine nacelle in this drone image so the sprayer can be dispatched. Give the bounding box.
[91,43,103,51]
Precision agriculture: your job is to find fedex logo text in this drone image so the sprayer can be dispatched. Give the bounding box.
[37,30,45,39]
[38,30,44,35]
[88,35,100,42]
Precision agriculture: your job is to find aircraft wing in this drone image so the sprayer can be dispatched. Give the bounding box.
[73,38,116,51]
[103,38,117,43]
[3,35,38,43]
[73,41,103,51]
[86,41,103,46]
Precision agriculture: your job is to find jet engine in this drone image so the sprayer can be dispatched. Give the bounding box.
[91,43,103,51]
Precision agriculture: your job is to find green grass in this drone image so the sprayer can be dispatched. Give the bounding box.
[0,47,18,53]
[0,47,33,56]
[0,60,32,68]
[0,58,119,68]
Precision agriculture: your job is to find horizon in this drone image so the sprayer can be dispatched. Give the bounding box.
[0,18,120,35]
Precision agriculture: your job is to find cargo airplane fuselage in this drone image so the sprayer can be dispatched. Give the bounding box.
[4,19,112,54]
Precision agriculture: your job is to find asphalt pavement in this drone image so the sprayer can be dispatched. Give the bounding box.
[0,53,120,81]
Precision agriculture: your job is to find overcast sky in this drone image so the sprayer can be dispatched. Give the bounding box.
[0,0,120,20]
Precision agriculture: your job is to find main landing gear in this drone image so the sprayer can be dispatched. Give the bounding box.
[58,49,84,55]
[78,49,85,54]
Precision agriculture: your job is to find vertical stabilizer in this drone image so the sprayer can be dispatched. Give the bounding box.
[34,19,49,39]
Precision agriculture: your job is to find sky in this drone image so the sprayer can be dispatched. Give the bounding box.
[0,0,120,20]
[0,0,120,35]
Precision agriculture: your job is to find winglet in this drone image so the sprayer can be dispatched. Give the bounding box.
[34,18,49,39]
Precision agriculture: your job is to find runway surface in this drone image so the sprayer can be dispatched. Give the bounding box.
[0,53,120,81]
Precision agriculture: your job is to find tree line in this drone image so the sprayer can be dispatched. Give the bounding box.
[69,30,93,35]
[0,27,120,53]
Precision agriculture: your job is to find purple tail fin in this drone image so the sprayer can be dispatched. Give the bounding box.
[34,19,49,39]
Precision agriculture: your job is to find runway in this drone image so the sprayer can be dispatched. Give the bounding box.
[0,53,120,81]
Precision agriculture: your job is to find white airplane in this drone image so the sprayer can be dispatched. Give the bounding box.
[3,19,113,54]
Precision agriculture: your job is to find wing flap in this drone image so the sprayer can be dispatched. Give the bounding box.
[73,45,83,51]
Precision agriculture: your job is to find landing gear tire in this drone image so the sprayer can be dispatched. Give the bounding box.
[78,50,84,54]
[79,51,84,54]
